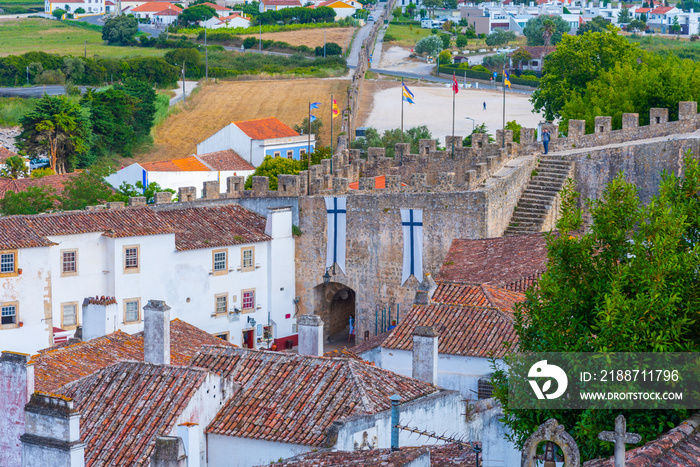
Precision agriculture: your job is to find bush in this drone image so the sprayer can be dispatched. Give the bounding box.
[456,34,468,48]
[74,7,85,14]
[439,33,451,49]
[243,36,257,49]
[52,8,66,19]
[438,50,452,64]
[314,42,342,56]
[415,34,443,56]
[471,64,488,72]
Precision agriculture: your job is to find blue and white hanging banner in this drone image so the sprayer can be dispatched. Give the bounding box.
[400,209,423,285]
[325,197,347,274]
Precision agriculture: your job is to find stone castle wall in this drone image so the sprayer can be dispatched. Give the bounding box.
[131,102,700,341]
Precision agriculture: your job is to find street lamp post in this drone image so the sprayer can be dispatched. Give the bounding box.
[465,117,475,133]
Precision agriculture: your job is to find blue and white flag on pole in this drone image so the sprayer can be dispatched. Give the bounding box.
[325,197,347,274]
[400,209,423,285]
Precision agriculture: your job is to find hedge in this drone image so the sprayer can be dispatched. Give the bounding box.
[439,65,540,88]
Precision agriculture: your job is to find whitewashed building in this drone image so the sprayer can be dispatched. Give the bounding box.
[213,12,252,28]
[45,0,104,15]
[0,201,296,355]
[197,117,316,167]
[105,150,255,198]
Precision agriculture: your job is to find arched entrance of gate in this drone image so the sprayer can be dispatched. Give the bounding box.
[312,282,356,344]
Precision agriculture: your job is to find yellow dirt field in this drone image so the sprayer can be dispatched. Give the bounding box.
[145,79,349,162]
[239,28,355,51]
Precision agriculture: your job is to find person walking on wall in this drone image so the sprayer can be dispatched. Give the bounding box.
[483,101,486,110]
[542,129,550,155]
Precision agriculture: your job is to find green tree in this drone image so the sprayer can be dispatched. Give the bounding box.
[0,186,57,215]
[439,33,451,49]
[415,34,443,56]
[30,167,55,178]
[485,29,516,46]
[179,4,217,27]
[617,7,632,24]
[1,155,29,179]
[115,181,175,203]
[576,16,610,35]
[350,125,432,157]
[670,16,681,34]
[293,117,323,145]
[628,18,647,32]
[115,78,157,141]
[530,29,635,121]
[18,95,90,174]
[443,0,457,9]
[455,34,468,48]
[421,0,440,17]
[52,8,66,19]
[102,15,139,45]
[80,88,137,159]
[559,52,700,132]
[438,49,452,65]
[60,168,117,210]
[493,154,700,460]
[523,15,570,46]
[74,7,85,14]
[462,123,494,146]
[504,120,522,143]
[164,48,202,76]
[244,155,303,190]
[510,47,532,69]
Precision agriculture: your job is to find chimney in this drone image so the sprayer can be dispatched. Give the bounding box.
[0,352,35,467]
[144,300,171,365]
[297,314,324,357]
[177,423,200,467]
[412,326,439,385]
[150,436,186,467]
[21,393,85,467]
[414,273,438,305]
[81,296,118,341]
[265,206,293,239]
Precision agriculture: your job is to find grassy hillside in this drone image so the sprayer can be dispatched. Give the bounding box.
[0,18,165,59]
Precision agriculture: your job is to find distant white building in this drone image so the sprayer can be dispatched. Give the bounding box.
[317,0,360,18]
[259,0,301,12]
[105,149,255,198]
[45,0,104,15]
[0,202,296,354]
[197,117,316,167]
[212,12,252,28]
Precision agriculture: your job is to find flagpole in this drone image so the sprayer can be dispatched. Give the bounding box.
[401,78,404,142]
[451,73,456,159]
[306,101,311,195]
[502,56,506,149]
[330,94,334,156]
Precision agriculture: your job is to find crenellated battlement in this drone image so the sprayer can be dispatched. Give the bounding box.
[115,101,699,206]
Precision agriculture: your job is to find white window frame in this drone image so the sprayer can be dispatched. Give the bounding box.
[61,302,79,329]
[124,298,141,324]
[213,249,228,275]
[241,289,255,312]
[123,245,140,273]
[0,302,19,329]
[61,249,78,277]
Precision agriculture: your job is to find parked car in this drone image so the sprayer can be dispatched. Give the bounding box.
[29,158,50,170]
[368,15,374,21]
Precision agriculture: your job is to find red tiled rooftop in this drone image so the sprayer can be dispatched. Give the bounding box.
[437,234,548,290]
[140,155,210,172]
[202,1,231,10]
[189,346,440,446]
[197,149,255,171]
[507,46,556,59]
[0,172,80,198]
[348,330,393,355]
[155,7,181,15]
[635,7,650,12]
[382,303,518,358]
[0,204,270,251]
[262,0,301,5]
[432,282,526,313]
[583,413,700,467]
[650,6,673,14]
[233,117,299,140]
[131,1,181,12]
[56,361,209,467]
[32,319,234,393]
[0,146,18,162]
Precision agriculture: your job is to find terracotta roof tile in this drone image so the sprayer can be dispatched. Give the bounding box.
[322,347,365,361]
[0,204,270,250]
[32,319,233,393]
[432,282,525,313]
[56,362,209,467]
[202,2,231,9]
[507,46,556,59]
[650,6,673,14]
[155,7,181,15]
[156,205,270,250]
[0,147,18,162]
[233,117,299,140]
[347,330,393,355]
[260,447,430,466]
[0,172,80,198]
[382,303,518,358]
[140,155,210,172]
[437,234,548,290]
[189,346,440,446]
[131,1,181,12]
[583,413,700,467]
[261,0,301,5]
[197,149,255,171]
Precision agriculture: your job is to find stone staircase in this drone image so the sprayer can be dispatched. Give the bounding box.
[504,156,574,236]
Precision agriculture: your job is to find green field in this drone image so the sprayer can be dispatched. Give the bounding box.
[0,18,166,59]
[0,0,44,15]
[384,24,431,47]
[627,34,700,61]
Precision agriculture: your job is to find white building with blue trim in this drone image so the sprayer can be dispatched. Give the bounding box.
[196,117,316,168]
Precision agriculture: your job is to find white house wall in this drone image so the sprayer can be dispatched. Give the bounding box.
[376,348,495,399]
[333,390,466,451]
[207,434,311,467]
[0,210,296,354]
[105,163,146,192]
[197,124,235,158]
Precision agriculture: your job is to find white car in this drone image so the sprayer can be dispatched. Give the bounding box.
[29,158,50,170]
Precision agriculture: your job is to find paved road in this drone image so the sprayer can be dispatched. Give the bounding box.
[74,14,160,37]
[346,4,385,68]
[170,80,199,106]
[0,85,88,98]
[368,68,534,95]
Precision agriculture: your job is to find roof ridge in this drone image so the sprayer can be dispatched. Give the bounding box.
[344,360,374,412]
[193,153,215,170]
